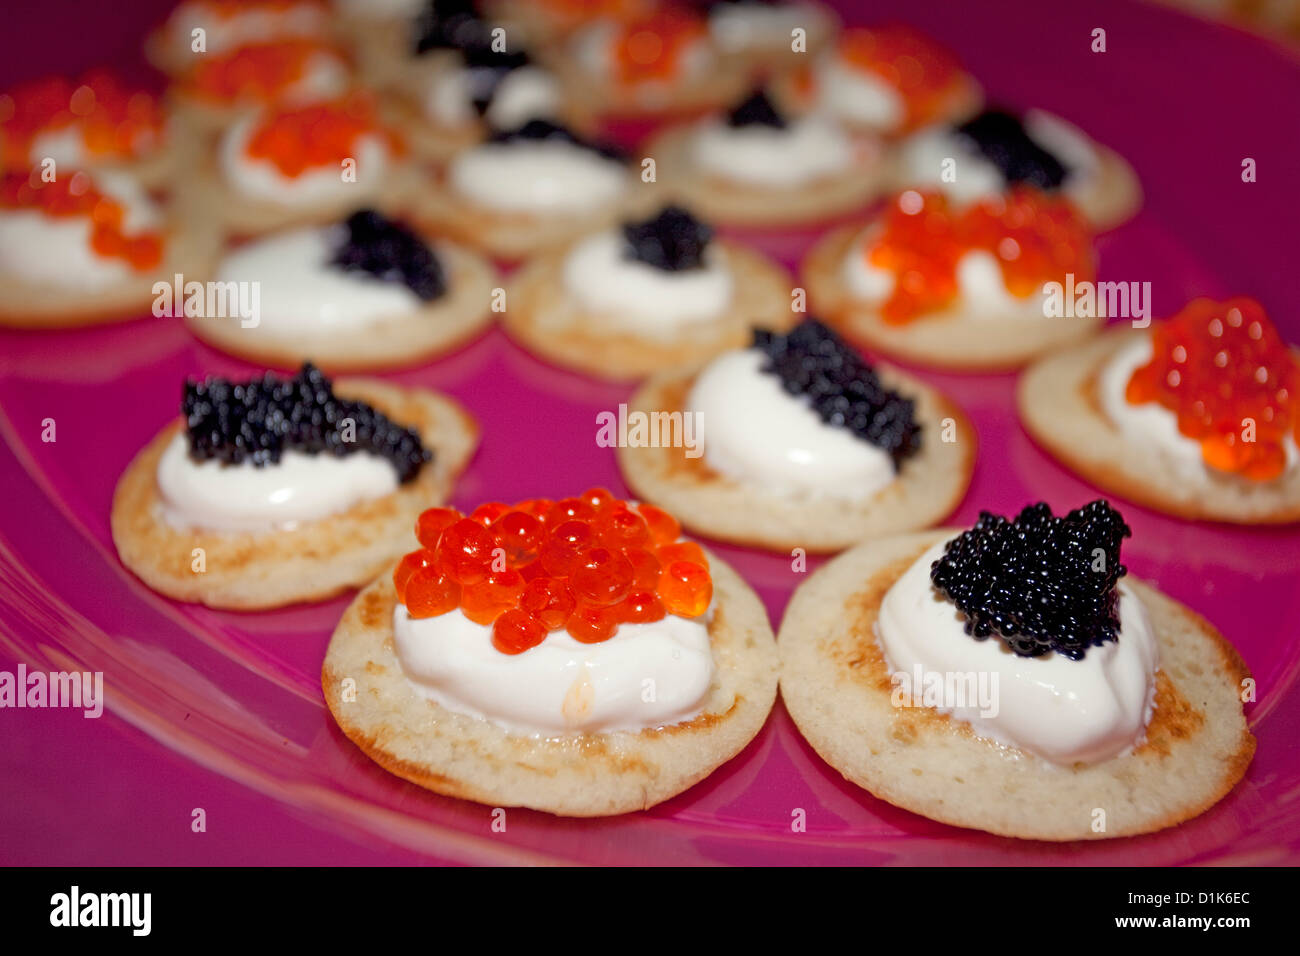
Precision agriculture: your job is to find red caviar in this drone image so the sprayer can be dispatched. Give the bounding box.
[185,40,343,105]
[395,493,712,655]
[244,95,393,178]
[794,25,964,130]
[612,8,706,85]
[0,170,163,269]
[0,71,163,170]
[868,188,1093,324]
[1125,298,1300,481]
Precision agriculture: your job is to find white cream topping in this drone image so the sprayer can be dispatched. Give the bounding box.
[215,225,425,332]
[1099,335,1300,484]
[708,2,829,53]
[393,603,715,736]
[898,112,1099,203]
[897,126,1005,203]
[219,115,389,206]
[686,348,897,499]
[841,228,1046,318]
[877,539,1159,766]
[448,139,627,213]
[561,229,732,332]
[166,1,327,58]
[423,65,561,131]
[688,115,854,187]
[156,432,399,532]
[0,171,162,289]
[813,54,904,131]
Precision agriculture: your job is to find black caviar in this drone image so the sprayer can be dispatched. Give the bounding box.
[953,109,1068,190]
[726,90,786,129]
[621,206,713,272]
[486,118,626,161]
[183,363,430,483]
[330,209,445,301]
[752,320,920,468]
[930,500,1131,660]
[413,0,489,55]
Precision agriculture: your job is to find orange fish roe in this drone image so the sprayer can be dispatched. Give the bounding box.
[612,8,706,85]
[0,72,163,169]
[868,187,1093,324]
[394,491,713,655]
[244,95,392,178]
[0,170,163,269]
[185,40,342,104]
[1125,298,1300,481]
[838,25,964,129]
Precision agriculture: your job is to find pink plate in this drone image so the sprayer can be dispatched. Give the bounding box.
[1,0,1298,864]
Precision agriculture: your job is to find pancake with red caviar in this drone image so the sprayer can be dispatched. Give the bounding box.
[550,7,751,122]
[0,71,174,189]
[0,170,219,329]
[804,188,1103,371]
[771,24,982,139]
[322,493,779,816]
[1018,298,1300,524]
[504,206,795,380]
[617,321,975,552]
[112,364,477,609]
[180,95,421,237]
[779,504,1255,841]
[167,38,354,130]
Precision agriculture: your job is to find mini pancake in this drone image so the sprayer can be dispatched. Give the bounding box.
[1018,329,1300,524]
[0,215,220,330]
[412,165,660,262]
[503,239,795,380]
[322,546,779,816]
[803,223,1104,372]
[175,127,423,238]
[111,380,477,610]
[184,239,497,372]
[617,361,975,552]
[778,528,1256,841]
[645,123,886,227]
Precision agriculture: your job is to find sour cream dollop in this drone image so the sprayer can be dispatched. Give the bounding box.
[448,139,627,214]
[156,433,399,532]
[0,171,162,289]
[689,115,855,187]
[561,229,732,332]
[393,603,715,736]
[876,538,1159,765]
[215,225,425,333]
[686,348,897,499]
